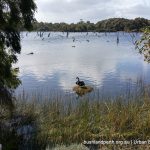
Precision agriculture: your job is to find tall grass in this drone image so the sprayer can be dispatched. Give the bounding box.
[15,86,150,148]
[0,83,150,149]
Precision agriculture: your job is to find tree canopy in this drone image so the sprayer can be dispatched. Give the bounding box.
[0,0,36,100]
[32,18,150,32]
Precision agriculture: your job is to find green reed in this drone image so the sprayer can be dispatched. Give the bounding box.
[0,82,150,149]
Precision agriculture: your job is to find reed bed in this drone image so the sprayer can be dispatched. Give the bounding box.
[0,84,150,149]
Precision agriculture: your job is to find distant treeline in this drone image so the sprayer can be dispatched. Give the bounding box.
[31,18,150,32]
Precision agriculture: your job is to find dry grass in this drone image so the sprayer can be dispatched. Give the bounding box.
[73,85,93,96]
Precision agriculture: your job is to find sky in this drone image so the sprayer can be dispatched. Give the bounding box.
[35,0,150,23]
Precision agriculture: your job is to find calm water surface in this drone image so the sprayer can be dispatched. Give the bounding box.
[15,32,150,97]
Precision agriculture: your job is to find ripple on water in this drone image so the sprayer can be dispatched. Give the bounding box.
[15,32,150,97]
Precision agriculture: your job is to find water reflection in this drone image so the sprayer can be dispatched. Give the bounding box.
[15,32,150,96]
[0,100,45,150]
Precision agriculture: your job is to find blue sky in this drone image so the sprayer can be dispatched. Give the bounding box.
[35,0,150,23]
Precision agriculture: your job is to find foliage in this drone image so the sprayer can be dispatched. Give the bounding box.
[0,0,36,91]
[32,18,150,32]
[136,27,150,63]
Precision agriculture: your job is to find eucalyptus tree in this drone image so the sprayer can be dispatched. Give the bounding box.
[0,0,36,100]
[136,27,150,63]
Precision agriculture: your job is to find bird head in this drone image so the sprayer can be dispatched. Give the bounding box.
[76,77,79,80]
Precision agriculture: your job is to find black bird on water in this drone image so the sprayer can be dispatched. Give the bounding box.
[76,77,85,86]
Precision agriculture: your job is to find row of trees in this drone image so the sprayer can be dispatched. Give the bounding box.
[32,18,150,32]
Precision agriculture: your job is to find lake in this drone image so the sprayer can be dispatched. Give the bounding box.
[15,32,150,98]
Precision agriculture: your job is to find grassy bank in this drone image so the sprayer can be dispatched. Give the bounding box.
[0,86,150,149]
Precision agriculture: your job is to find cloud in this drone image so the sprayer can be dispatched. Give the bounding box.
[35,0,150,23]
